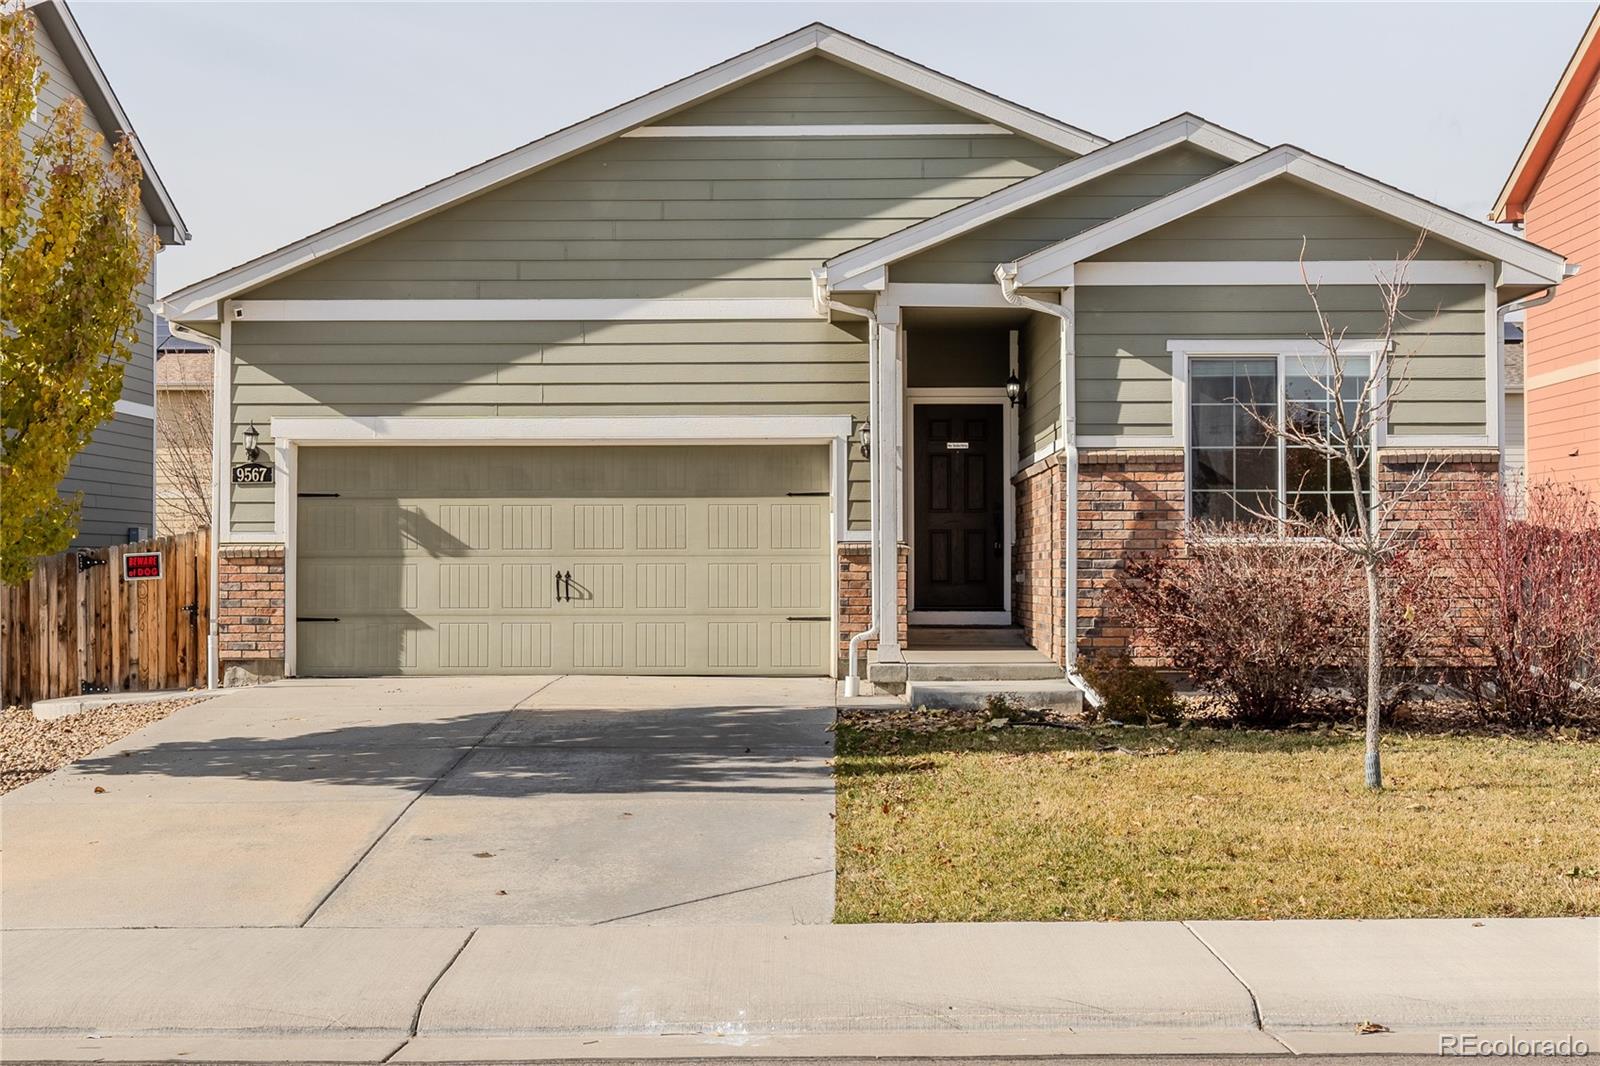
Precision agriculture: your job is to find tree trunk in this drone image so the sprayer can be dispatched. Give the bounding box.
[1364,563,1383,790]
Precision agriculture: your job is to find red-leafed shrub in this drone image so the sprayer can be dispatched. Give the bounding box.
[1446,482,1600,727]
[1110,522,1443,728]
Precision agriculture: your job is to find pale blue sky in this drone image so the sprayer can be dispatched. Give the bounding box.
[70,2,1595,294]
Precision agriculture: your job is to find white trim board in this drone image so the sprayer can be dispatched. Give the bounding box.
[269,415,853,446]
[822,113,1266,291]
[623,123,1011,138]
[228,298,821,323]
[162,24,1104,319]
[112,399,156,421]
[1010,145,1569,289]
[1070,260,1495,287]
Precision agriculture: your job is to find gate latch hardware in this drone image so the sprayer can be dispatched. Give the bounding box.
[77,552,107,572]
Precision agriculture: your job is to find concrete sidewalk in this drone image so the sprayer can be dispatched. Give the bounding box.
[2,918,1595,1061]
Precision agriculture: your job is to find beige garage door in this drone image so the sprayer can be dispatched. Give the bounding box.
[295,445,833,676]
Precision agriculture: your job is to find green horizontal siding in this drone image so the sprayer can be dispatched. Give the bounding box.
[893,145,1232,284]
[249,132,1068,301]
[228,318,871,534]
[1075,285,1487,439]
[656,56,977,126]
[1092,177,1480,262]
[1020,311,1062,459]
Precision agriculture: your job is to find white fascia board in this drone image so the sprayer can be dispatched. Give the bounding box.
[1076,260,1495,286]
[623,123,1010,138]
[162,24,1106,320]
[1167,338,1387,356]
[825,116,1260,286]
[270,415,853,446]
[882,283,1014,308]
[812,33,1105,156]
[1015,146,1569,289]
[824,114,1266,290]
[228,298,821,322]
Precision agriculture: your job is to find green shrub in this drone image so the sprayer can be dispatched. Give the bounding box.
[1079,652,1180,726]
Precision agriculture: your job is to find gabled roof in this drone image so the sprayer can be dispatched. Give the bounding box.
[820,114,1264,293]
[162,23,1107,320]
[1009,145,1570,289]
[1492,6,1600,223]
[28,0,188,244]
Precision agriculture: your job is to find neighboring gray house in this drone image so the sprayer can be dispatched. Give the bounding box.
[27,0,189,547]
[1503,320,1527,487]
[162,25,1568,693]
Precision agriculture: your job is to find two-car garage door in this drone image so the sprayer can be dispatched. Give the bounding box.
[295,445,833,676]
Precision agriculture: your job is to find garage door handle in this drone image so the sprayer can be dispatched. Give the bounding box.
[555,570,568,603]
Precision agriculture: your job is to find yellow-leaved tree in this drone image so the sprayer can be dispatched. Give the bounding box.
[1,4,153,583]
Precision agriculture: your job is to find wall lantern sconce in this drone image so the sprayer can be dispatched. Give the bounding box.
[1005,372,1023,408]
[857,420,872,459]
[243,423,261,462]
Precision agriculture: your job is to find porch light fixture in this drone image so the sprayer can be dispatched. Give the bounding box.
[1005,372,1023,408]
[243,423,261,462]
[857,420,871,459]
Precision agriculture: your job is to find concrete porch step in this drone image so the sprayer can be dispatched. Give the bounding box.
[907,679,1084,714]
[906,661,1067,682]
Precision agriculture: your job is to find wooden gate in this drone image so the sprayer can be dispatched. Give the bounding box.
[1,530,211,707]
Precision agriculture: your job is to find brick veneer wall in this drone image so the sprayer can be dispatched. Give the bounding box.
[837,542,908,673]
[218,544,285,682]
[1076,449,1186,660]
[1071,447,1500,662]
[1013,454,1065,664]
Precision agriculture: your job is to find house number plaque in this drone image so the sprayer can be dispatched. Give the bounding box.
[232,462,274,485]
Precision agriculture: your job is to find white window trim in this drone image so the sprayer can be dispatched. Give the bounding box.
[1169,339,1387,527]
[266,414,853,679]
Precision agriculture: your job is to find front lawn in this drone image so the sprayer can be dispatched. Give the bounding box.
[833,721,1600,922]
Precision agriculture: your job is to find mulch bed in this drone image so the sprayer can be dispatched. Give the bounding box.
[0,696,213,795]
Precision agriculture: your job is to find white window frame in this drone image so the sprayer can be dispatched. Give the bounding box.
[1169,339,1387,528]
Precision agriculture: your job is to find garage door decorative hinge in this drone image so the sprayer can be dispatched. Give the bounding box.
[786,615,829,622]
[297,616,340,622]
[785,491,828,497]
[298,492,340,498]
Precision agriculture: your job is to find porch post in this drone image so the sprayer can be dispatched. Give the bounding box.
[874,307,904,660]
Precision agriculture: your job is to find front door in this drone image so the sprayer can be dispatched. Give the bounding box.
[913,404,1004,611]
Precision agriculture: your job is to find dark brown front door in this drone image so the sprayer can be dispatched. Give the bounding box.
[914,403,1004,611]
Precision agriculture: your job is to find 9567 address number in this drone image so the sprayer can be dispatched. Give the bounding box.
[232,462,274,485]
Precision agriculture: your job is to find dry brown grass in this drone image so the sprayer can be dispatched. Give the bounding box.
[834,722,1600,922]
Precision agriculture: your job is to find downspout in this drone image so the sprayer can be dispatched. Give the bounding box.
[814,271,878,698]
[996,264,1103,709]
[167,316,222,690]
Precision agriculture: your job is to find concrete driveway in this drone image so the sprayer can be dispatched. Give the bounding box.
[0,676,836,928]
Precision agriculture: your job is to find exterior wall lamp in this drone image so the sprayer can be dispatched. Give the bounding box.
[857,420,871,459]
[1005,372,1023,408]
[243,423,261,461]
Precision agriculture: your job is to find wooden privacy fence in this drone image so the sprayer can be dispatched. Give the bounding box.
[1,530,211,707]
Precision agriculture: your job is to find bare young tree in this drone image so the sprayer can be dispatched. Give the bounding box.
[154,367,213,535]
[1234,234,1438,789]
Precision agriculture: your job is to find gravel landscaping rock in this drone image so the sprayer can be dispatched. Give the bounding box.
[0,696,212,795]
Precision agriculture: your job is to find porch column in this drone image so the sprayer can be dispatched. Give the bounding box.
[874,307,904,660]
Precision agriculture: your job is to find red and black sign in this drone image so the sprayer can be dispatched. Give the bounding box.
[124,551,163,581]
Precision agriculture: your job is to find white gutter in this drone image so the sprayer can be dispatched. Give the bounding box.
[996,264,1103,709]
[166,316,222,690]
[816,272,878,698]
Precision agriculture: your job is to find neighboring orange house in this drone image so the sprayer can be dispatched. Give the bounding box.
[1493,7,1600,492]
